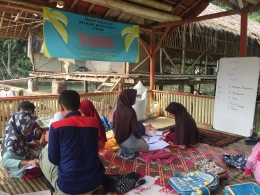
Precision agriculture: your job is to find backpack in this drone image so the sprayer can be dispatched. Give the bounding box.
[223,182,260,195]
[222,154,248,170]
[168,171,219,195]
[138,149,174,163]
[194,159,228,180]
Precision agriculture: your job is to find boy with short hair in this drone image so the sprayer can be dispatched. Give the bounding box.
[40,90,105,194]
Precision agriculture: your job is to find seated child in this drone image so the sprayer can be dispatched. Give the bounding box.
[239,140,260,185]
[18,101,47,148]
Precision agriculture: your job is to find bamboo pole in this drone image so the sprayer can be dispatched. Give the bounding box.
[181,25,186,74]
[82,0,181,23]
[128,0,173,13]
[139,38,150,57]
[161,48,180,74]
[152,4,260,28]
[204,54,208,75]
[0,3,42,15]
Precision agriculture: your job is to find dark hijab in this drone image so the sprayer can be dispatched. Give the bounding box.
[165,102,199,145]
[1,112,36,159]
[80,99,107,143]
[113,89,139,144]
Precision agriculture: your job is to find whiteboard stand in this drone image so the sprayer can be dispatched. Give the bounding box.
[213,57,259,137]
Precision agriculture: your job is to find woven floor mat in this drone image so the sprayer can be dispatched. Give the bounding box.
[0,166,48,195]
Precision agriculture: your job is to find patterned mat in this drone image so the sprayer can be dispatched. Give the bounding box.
[159,125,244,148]
[99,143,249,194]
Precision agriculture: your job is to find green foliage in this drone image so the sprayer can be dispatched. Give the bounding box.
[211,1,260,22]
[210,1,232,11]
[0,39,32,79]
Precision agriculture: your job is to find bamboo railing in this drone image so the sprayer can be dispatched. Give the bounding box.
[150,90,215,124]
[0,90,259,137]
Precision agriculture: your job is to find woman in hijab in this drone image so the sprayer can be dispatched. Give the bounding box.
[113,89,149,159]
[80,100,107,150]
[164,102,199,149]
[1,112,42,178]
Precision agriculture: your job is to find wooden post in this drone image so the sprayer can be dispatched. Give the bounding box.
[179,25,186,92]
[159,48,163,90]
[160,48,163,74]
[204,54,208,75]
[84,81,88,93]
[190,85,194,94]
[239,11,248,57]
[181,25,186,74]
[150,30,155,90]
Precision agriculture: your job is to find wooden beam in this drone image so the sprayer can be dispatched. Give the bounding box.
[236,0,244,8]
[11,16,41,21]
[82,0,181,23]
[2,0,41,8]
[140,27,152,32]
[103,9,112,17]
[239,11,248,57]
[245,0,259,4]
[150,30,155,90]
[87,3,95,13]
[5,20,10,36]
[19,13,27,37]
[0,20,41,29]
[139,38,150,57]
[128,0,173,12]
[131,56,149,71]
[216,0,237,9]
[116,12,125,21]
[0,12,5,30]
[154,26,171,55]
[14,10,23,22]
[68,0,78,11]
[129,15,136,23]
[162,48,181,74]
[174,0,185,10]
[181,25,186,74]
[186,46,210,73]
[0,3,42,15]
[47,0,55,5]
[180,0,201,17]
[152,4,260,28]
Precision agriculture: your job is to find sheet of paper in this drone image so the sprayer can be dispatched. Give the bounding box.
[16,164,37,175]
[144,136,160,144]
[18,190,52,195]
[148,140,169,151]
[155,131,163,136]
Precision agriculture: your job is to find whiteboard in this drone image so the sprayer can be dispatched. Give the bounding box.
[213,57,259,137]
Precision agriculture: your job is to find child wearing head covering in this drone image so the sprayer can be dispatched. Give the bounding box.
[1,112,42,178]
[113,89,148,159]
[80,100,107,150]
[163,102,199,149]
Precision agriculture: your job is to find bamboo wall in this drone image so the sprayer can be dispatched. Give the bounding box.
[162,27,260,67]
[0,91,259,137]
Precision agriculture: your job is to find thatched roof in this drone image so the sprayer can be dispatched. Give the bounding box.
[0,0,209,39]
[198,3,260,41]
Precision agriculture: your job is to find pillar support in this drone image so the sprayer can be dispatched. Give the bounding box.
[149,30,155,90]
[239,11,248,57]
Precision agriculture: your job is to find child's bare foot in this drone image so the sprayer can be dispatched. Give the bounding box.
[239,173,252,180]
[168,141,178,147]
[189,143,198,147]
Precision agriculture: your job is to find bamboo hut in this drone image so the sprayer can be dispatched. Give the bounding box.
[153,3,260,75]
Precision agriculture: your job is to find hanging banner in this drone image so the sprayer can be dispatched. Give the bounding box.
[43,7,139,62]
